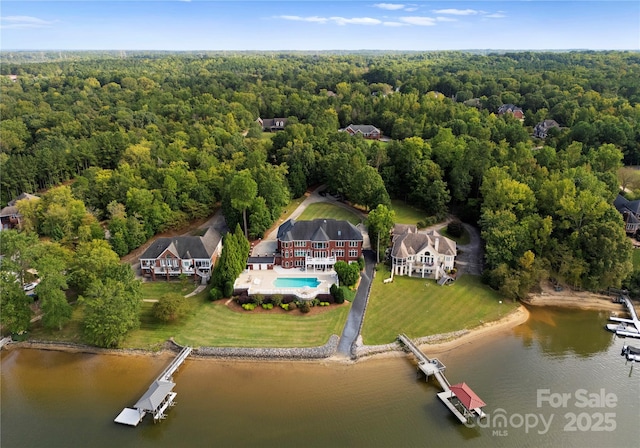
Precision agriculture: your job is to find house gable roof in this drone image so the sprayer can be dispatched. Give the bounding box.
[391,228,456,258]
[139,227,221,260]
[1,193,39,218]
[614,194,640,216]
[344,124,380,135]
[277,219,362,242]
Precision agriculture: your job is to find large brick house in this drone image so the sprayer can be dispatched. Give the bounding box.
[497,104,525,120]
[139,227,222,282]
[276,219,363,270]
[342,124,382,140]
[390,224,456,280]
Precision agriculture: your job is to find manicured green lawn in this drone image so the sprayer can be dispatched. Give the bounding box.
[123,293,350,349]
[140,280,197,301]
[633,249,640,270]
[361,266,518,345]
[390,199,427,225]
[298,202,362,225]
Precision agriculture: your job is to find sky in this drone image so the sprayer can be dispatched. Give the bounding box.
[1,1,639,51]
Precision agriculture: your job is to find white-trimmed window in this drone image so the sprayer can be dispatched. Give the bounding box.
[294,249,306,257]
[349,250,358,258]
[294,241,306,247]
[336,241,345,247]
[332,250,344,258]
[294,259,304,267]
[349,241,359,247]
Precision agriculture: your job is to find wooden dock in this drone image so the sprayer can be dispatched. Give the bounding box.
[397,334,486,424]
[0,336,12,350]
[114,346,192,427]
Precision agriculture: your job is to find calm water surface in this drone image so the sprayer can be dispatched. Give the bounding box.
[2,306,639,448]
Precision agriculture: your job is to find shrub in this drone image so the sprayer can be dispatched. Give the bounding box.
[357,256,365,271]
[242,303,256,311]
[271,294,283,307]
[280,303,290,311]
[288,301,297,309]
[334,261,360,287]
[299,301,311,313]
[261,303,273,310]
[334,287,345,304]
[153,293,190,322]
[223,281,234,298]
[320,302,330,306]
[447,220,464,238]
[330,283,339,296]
[254,294,265,306]
[312,298,320,307]
[209,287,223,301]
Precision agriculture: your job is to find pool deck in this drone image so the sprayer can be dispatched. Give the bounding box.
[234,266,338,300]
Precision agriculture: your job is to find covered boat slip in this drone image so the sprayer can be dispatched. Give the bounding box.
[114,347,191,427]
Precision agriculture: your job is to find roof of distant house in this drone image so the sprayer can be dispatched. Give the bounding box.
[139,227,221,260]
[1,193,39,217]
[615,194,640,215]
[277,219,362,242]
[344,124,380,134]
[498,103,523,114]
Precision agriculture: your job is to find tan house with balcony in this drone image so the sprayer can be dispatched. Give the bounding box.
[390,225,456,280]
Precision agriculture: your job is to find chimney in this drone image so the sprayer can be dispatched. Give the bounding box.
[434,237,439,253]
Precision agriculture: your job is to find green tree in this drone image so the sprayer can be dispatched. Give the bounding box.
[152,293,190,322]
[81,274,141,348]
[0,272,32,334]
[334,261,360,287]
[229,170,258,239]
[367,204,396,262]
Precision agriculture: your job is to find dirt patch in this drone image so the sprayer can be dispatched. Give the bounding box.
[524,281,625,312]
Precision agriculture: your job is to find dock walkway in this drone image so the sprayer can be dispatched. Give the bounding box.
[115,346,192,427]
[397,334,486,424]
[608,295,640,338]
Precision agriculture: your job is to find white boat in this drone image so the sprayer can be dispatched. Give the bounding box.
[621,344,640,361]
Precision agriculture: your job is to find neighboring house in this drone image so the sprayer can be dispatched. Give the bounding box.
[341,124,382,140]
[533,119,560,138]
[139,227,222,282]
[0,193,39,231]
[390,224,456,280]
[277,218,363,270]
[614,194,640,235]
[497,104,525,120]
[256,117,287,132]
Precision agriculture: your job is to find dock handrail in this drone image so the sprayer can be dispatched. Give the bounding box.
[156,346,192,382]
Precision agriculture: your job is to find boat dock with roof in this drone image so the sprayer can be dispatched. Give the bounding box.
[397,334,486,424]
[114,346,192,427]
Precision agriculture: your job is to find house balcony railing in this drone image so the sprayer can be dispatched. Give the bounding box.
[305,256,336,266]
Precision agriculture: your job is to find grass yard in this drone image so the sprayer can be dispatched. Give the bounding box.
[361,266,518,345]
[123,293,350,349]
[297,202,362,225]
[390,199,427,225]
[633,248,640,270]
[140,280,197,300]
[438,225,471,246]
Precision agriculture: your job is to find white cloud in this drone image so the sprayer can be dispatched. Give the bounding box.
[374,3,406,10]
[484,13,506,19]
[331,16,382,26]
[278,15,329,24]
[400,16,436,26]
[0,15,55,29]
[383,21,407,27]
[432,9,479,16]
[435,17,457,22]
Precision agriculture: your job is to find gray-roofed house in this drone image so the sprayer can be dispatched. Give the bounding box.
[277,219,363,270]
[342,124,382,140]
[614,194,640,235]
[0,193,39,231]
[497,104,525,120]
[139,227,222,281]
[390,225,456,280]
[533,119,560,139]
[256,117,287,132]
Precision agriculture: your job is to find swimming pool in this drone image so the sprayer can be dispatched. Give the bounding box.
[273,277,321,288]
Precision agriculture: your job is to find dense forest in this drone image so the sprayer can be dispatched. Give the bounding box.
[1,51,639,343]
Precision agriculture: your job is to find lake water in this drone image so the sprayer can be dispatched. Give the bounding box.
[2,306,639,448]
